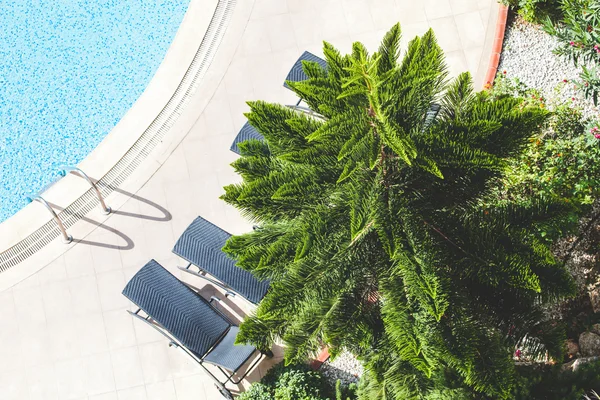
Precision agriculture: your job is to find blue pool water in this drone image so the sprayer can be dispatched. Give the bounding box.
[0,0,190,223]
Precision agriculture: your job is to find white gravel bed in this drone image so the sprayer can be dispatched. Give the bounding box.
[498,16,599,119]
[320,350,363,387]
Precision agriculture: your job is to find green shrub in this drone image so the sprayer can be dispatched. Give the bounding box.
[239,383,274,400]
[488,75,600,242]
[335,380,358,400]
[513,360,600,399]
[274,368,326,400]
[497,104,600,206]
[487,71,541,99]
[502,0,562,22]
[238,363,357,400]
[545,0,600,104]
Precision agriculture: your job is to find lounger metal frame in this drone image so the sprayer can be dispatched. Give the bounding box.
[128,280,267,399]
[178,263,239,300]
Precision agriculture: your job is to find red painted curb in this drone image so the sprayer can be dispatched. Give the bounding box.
[483,4,509,87]
[310,347,331,370]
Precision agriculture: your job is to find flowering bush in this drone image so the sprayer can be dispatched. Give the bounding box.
[487,75,600,240]
[545,0,600,103]
[501,104,600,205]
[486,72,546,108]
[506,106,600,205]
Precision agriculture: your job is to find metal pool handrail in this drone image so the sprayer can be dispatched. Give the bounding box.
[0,0,236,271]
[59,166,111,215]
[26,195,73,244]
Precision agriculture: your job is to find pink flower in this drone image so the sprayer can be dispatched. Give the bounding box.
[570,41,575,46]
[595,134,600,139]
[563,79,569,83]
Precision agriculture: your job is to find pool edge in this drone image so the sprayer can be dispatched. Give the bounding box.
[0,0,243,285]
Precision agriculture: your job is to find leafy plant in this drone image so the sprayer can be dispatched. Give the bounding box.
[486,72,546,108]
[240,383,275,400]
[513,360,600,399]
[489,75,600,216]
[501,0,562,23]
[544,0,600,104]
[238,363,356,400]
[336,380,357,400]
[275,369,327,400]
[224,24,577,399]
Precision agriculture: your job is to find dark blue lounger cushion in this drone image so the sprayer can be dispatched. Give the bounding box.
[173,217,270,305]
[204,326,256,372]
[284,51,328,89]
[122,260,230,359]
[230,121,264,155]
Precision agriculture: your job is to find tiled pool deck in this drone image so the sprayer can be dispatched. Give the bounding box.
[0,0,497,399]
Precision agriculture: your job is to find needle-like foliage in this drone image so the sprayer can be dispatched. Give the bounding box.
[221,24,576,399]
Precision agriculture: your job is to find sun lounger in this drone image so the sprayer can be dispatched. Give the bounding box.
[123,259,268,399]
[173,217,270,305]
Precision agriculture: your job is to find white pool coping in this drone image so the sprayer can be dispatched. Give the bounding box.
[0,0,217,250]
[0,0,251,289]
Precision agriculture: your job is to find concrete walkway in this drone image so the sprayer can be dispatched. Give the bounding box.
[0,1,497,399]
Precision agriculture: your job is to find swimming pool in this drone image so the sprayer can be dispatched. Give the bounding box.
[0,0,190,223]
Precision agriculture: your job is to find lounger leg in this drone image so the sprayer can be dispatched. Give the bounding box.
[168,341,234,399]
[213,353,264,385]
[127,311,235,399]
[216,384,234,400]
[261,349,274,358]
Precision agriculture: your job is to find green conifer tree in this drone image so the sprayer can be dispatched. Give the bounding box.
[221,24,576,399]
